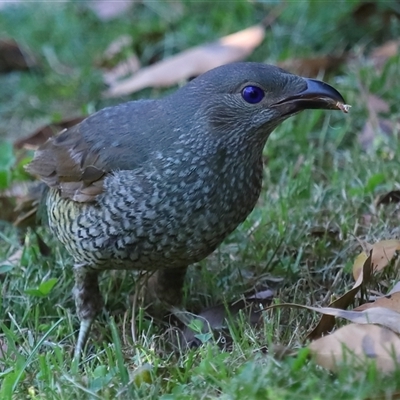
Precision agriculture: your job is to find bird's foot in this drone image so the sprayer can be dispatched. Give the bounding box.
[72,264,103,362]
[141,267,187,318]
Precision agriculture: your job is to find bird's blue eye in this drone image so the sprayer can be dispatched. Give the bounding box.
[241,86,264,104]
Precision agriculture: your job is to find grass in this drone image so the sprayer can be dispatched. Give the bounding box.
[1,0,400,399]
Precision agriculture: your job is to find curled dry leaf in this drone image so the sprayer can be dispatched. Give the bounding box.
[309,324,400,375]
[355,292,400,314]
[353,239,400,281]
[103,24,265,98]
[306,252,372,340]
[316,306,400,334]
[269,303,400,334]
[267,301,400,339]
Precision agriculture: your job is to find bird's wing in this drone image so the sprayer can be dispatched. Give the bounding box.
[26,99,172,203]
[26,122,113,202]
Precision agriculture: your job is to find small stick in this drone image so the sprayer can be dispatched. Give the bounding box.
[337,102,351,113]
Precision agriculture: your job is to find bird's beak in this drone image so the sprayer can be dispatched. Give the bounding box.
[271,78,348,115]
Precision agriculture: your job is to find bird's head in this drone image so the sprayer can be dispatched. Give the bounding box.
[172,62,347,147]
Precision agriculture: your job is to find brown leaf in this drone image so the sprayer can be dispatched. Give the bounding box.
[0,181,47,229]
[0,181,35,224]
[0,38,36,73]
[278,54,347,78]
[103,24,266,98]
[355,292,400,314]
[268,302,400,334]
[357,92,397,151]
[370,39,400,70]
[309,324,400,374]
[353,240,400,281]
[177,289,274,346]
[307,252,372,340]
[375,190,400,206]
[14,117,85,150]
[320,306,400,334]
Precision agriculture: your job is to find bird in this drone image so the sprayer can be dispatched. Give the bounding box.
[26,62,347,360]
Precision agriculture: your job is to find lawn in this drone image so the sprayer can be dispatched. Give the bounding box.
[1,1,400,399]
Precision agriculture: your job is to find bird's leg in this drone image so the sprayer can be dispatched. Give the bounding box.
[72,264,103,360]
[143,267,188,316]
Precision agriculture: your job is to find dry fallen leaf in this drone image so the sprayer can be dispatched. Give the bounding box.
[355,292,400,314]
[375,190,400,206]
[353,240,400,281]
[309,324,400,375]
[0,38,36,72]
[357,92,398,151]
[103,24,266,97]
[0,181,48,230]
[319,306,400,334]
[306,252,372,340]
[176,289,274,346]
[0,182,33,225]
[269,302,400,334]
[370,39,400,70]
[278,54,347,78]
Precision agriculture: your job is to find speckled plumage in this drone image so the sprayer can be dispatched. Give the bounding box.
[26,62,346,359]
[47,133,264,270]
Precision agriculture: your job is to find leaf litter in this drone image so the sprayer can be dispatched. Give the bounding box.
[266,238,400,375]
[103,24,267,97]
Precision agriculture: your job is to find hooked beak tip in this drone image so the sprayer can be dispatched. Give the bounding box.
[273,78,350,113]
